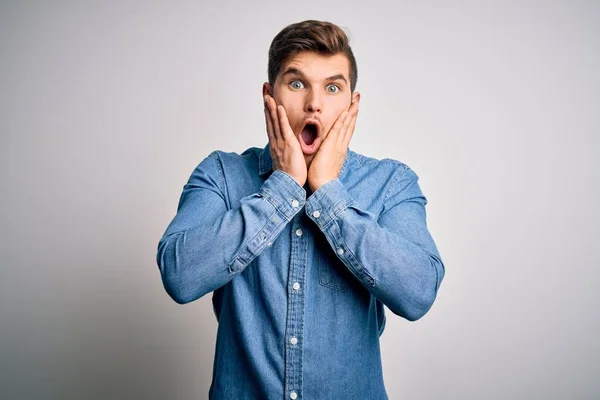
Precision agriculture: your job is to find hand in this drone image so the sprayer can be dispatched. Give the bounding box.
[307,100,360,192]
[264,94,307,187]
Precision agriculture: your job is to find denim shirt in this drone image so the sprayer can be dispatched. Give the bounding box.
[156,143,445,399]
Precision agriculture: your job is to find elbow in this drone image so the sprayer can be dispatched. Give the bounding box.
[158,257,199,305]
[156,236,204,305]
[394,257,444,322]
[162,274,198,305]
[159,258,210,304]
[403,292,436,321]
[385,286,437,321]
[393,288,437,322]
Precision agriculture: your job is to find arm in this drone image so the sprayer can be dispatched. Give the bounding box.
[305,166,445,321]
[156,152,305,304]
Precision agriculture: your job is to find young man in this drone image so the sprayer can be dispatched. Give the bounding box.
[156,20,445,399]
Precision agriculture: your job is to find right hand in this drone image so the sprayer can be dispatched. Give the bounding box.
[263,94,307,187]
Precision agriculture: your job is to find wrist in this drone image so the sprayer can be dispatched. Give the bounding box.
[289,170,307,187]
[309,177,332,192]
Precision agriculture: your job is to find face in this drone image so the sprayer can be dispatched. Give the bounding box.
[262,51,360,166]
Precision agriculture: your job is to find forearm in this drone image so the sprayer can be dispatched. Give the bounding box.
[157,167,305,304]
[321,207,443,320]
[306,177,445,321]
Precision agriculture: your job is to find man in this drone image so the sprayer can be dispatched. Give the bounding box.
[156,20,445,399]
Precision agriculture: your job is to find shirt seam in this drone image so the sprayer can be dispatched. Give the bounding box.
[227,210,280,273]
[211,151,231,210]
[333,212,376,287]
[383,163,409,203]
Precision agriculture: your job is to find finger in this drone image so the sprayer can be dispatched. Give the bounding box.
[328,110,349,145]
[264,105,276,144]
[340,101,359,143]
[266,95,282,142]
[342,111,358,148]
[277,105,295,143]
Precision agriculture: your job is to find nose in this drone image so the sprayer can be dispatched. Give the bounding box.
[304,90,322,113]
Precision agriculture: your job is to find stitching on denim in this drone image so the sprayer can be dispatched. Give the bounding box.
[319,197,353,230]
[261,187,294,223]
[383,163,409,203]
[345,244,375,287]
[310,181,353,230]
[319,277,352,292]
[315,220,352,292]
[227,211,279,273]
[261,187,278,209]
[339,150,355,176]
[333,211,375,287]
[211,151,231,210]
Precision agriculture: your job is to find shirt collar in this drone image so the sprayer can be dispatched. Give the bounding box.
[258,142,353,178]
[258,143,273,176]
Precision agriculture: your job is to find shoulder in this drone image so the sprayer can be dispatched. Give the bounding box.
[208,146,262,165]
[347,149,418,182]
[193,147,262,173]
[187,147,261,183]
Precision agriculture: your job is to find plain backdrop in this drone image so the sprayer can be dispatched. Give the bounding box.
[1,1,599,399]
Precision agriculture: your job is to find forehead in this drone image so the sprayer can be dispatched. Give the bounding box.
[279,51,350,81]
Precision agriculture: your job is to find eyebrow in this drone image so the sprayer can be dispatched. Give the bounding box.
[281,67,348,85]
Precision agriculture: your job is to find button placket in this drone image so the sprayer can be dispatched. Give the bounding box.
[284,214,307,400]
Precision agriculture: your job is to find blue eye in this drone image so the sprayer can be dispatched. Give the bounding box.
[290,80,304,89]
[327,84,340,93]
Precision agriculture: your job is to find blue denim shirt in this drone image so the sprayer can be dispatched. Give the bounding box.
[156,143,445,399]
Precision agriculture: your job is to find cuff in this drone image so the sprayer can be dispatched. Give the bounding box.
[305,179,354,229]
[259,170,306,221]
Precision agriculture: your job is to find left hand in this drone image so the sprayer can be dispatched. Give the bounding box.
[307,99,360,192]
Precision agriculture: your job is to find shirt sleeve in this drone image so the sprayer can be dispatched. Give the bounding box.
[156,152,305,304]
[304,166,445,321]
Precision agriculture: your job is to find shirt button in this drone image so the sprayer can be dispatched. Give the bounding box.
[295,229,303,237]
[337,247,345,255]
[293,282,300,291]
[312,210,321,218]
[291,199,299,208]
[290,336,298,345]
[290,391,298,399]
[267,242,272,247]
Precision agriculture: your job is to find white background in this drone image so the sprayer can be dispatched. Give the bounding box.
[1,1,598,399]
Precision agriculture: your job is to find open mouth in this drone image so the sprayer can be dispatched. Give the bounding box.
[301,123,318,145]
[298,121,321,155]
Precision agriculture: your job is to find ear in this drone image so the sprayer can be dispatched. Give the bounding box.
[351,91,361,105]
[262,82,273,97]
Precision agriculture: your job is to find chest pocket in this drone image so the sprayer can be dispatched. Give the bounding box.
[313,230,358,293]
